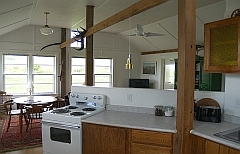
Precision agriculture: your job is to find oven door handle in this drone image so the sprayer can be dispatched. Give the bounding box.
[42,120,81,129]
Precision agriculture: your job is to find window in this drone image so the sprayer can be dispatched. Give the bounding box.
[71,57,113,87]
[33,56,56,93]
[4,55,28,93]
[3,54,56,94]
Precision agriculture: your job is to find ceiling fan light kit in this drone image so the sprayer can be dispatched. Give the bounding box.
[40,12,53,35]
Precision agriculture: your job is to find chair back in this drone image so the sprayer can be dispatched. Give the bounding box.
[2,100,14,115]
[26,104,46,119]
[53,96,66,108]
[0,93,13,114]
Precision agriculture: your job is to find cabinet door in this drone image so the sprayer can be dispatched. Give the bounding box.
[131,142,172,154]
[82,123,126,154]
[204,16,240,73]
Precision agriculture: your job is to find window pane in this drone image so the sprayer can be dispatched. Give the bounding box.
[72,58,85,65]
[94,67,111,74]
[34,75,54,83]
[4,65,27,74]
[4,55,27,65]
[33,56,55,65]
[5,75,27,84]
[33,65,54,74]
[5,84,28,93]
[34,84,54,93]
[94,59,111,66]
[95,75,111,82]
[72,75,85,84]
[72,66,85,74]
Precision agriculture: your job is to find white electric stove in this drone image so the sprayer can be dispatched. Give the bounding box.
[42,92,107,154]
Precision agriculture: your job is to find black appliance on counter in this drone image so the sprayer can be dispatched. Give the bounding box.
[195,106,221,123]
[129,79,149,88]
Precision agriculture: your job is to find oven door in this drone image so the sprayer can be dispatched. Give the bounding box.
[42,120,82,154]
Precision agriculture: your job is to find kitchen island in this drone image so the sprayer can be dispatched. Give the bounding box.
[82,110,240,152]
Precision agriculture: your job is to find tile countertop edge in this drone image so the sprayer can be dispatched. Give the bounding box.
[81,120,177,133]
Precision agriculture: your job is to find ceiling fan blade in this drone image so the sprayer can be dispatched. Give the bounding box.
[145,32,165,37]
[136,24,144,33]
[126,34,137,36]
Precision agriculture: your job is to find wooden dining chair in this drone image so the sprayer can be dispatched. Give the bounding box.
[25,104,46,133]
[52,96,66,108]
[0,91,7,115]
[3,100,28,132]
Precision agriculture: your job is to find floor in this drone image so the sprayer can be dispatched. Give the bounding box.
[1,147,43,154]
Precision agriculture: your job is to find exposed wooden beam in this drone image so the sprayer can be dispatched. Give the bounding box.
[174,0,196,154]
[60,0,169,48]
[60,28,67,97]
[141,48,178,55]
[86,5,94,86]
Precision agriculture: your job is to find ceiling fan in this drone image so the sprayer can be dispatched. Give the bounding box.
[128,24,165,37]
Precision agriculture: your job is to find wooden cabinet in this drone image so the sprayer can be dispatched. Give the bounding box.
[174,57,222,91]
[204,16,240,73]
[192,135,240,154]
[82,123,127,154]
[128,129,173,154]
[82,123,174,154]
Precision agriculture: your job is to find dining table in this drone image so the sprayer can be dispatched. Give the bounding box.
[13,95,57,133]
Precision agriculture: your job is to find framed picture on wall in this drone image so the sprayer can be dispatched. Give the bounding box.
[143,62,157,75]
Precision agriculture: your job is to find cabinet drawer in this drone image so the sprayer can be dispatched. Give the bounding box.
[131,129,172,147]
[131,142,172,154]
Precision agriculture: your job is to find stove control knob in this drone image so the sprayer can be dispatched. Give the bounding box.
[93,96,97,99]
[84,96,88,100]
[76,94,79,98]
[97,96,102,100]
[71,94,75,97]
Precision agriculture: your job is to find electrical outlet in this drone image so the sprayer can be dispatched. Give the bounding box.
[127,94,132,102]
[235,99,240,108]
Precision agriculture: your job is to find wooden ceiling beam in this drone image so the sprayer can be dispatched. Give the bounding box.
[141,48,178,55]
[60,0,169,48]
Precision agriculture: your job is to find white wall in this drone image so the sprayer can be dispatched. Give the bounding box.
[224,74,240,116]
[71,86,224,109]
[0,25,143,93]
[0,25,62,93]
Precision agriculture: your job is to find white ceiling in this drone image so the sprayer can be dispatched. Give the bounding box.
[0,0,231,52]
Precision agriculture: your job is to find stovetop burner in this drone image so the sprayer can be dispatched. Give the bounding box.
[52,108,70,113]
[67,105,78,109]
[70,112,86,116]
[82,108,96,111]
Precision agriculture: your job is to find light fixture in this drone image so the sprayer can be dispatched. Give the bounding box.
[126,18,133,70]
[40,12,53,35]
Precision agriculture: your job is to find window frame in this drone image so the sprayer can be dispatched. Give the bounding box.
[70,57,113,87]
[2,53,58,95]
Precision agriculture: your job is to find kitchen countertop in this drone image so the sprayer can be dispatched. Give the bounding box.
[82,110,240,150]
[82,110,176,133]
[192,120,240,150]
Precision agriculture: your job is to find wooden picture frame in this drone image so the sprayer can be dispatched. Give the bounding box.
[143,62,156,75]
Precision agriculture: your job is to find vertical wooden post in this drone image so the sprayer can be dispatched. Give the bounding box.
[86,5,94,86]
[60,28,67,97]
[175,0,196,153]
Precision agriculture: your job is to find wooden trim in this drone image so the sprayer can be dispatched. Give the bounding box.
[60,28,67,97]
[141,49,178,55]
[86,5,94,86]
[174,0,196,153]
[60,0,169,48]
